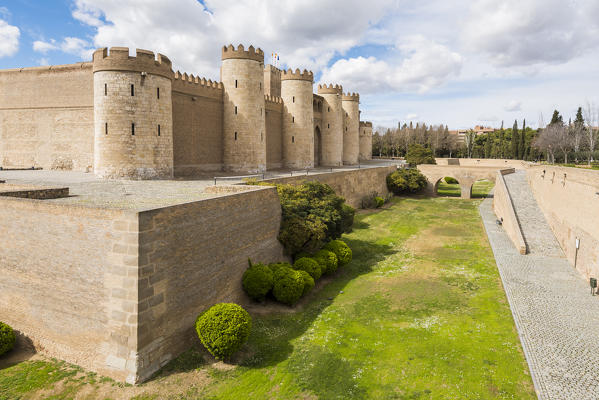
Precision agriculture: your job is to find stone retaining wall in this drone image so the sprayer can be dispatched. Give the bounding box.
[263,165,396,208]
[493,170,527,254]
[526,165,599,279]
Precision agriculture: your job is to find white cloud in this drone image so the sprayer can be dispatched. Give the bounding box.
[406,113,419,120]
[504,100,522,112]
[33,37,93,60]
[0,18,20,58]
[464,0,599,67]
[33,39,58,53]
[68,0,397,77]
[319,36,462,94]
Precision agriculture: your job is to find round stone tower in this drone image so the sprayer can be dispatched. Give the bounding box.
[92,47,174,179]
[221,44,266,173]
[317,84,344,167]
[280,68,314,169]
[342,92,360,165]
[359,121,373,161]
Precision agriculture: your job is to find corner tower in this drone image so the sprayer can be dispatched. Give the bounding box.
[280,69,314,169]
[317,84,344,166]
[359,121,373,161]
[221,44,266,173]
[92,47,174,179]
[342,92,360,165]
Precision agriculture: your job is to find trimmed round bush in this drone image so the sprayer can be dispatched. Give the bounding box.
[0,322,16,356]
[374,196,385,208]
[293,257,322,280]
[268,262,292,274]
[324,240,352,266]
[242,263,274,301]
[314,249,338,274]
[298,270,315,296]
[272,266,305,305]
[195,303,251,360]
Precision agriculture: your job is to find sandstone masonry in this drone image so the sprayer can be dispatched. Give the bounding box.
[0,44,373,178]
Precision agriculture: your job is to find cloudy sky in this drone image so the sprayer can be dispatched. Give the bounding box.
[2,0,599,129]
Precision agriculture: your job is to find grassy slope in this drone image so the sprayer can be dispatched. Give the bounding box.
[0,191,535,400]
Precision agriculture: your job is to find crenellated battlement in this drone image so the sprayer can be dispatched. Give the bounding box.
[317,83,343,95]
[221,44,264,63]
[264,94,283,104]
[342,92,359,102]
[92,47,173,79]
[173,71,223,89]
[280,68,313,82]
[172,71,223,100]
[360,121,373,127]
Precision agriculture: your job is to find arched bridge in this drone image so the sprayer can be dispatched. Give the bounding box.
[417,165,515,199]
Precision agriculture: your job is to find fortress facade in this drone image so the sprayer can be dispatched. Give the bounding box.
[0,44,373,179]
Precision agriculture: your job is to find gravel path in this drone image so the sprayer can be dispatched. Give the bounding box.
[480,181,599,400]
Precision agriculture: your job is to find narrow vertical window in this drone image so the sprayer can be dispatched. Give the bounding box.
[261,132,263,142]
[104,83,107,96]
[157,87,160,99]
[346,127,348,131]
[105,122,108,135]
[292,136,295,143]
[158,124,161,136]
[235,106,237,115]
[131,123,135,135]
[234,132,238,141]
[131,84,135,96]
[292,96,295,103]
[292,116,295,123]
[259,82,262,90]
[235,79,238,88]
[328,107,330,112]
[328,123,330,129]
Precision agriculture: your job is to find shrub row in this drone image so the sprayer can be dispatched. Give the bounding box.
[243,240,353,306]
[246,180,355,257]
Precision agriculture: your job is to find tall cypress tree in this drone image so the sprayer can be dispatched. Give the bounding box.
[550,110,563,125]
[511,120,519,159]
[519,119,526,160]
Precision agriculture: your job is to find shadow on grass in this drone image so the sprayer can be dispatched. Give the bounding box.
[157,237,395,384]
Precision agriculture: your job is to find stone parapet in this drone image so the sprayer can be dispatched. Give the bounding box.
[221,44,264,62]
[281,68,313,82]
[92,47,173,80]
[317,83,343,95]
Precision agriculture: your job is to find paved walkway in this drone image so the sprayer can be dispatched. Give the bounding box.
[480,179,599,399]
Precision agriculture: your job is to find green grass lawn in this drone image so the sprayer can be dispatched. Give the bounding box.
[0,190,535,399]
[437,179,494,199]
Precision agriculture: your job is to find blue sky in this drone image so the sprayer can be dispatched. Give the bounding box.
[2,0,599,129]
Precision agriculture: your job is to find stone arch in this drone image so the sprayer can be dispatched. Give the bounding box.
[435,176,462,197]
[314,125,322,166]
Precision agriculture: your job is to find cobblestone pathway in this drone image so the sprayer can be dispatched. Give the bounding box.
[480,177,599,400]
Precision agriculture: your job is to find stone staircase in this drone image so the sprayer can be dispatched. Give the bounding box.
[503,170,563,257]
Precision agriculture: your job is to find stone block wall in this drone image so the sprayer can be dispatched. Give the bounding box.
[264,165,396,208]
[0,198,140,383]
[134,185,285,381]
[0,64,94,171]
[171,76,224,175]
[527,165,599,279]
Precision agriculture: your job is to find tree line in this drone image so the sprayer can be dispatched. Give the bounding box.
[372,105,599,163]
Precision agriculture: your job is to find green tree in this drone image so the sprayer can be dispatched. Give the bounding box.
[511,120,519,159]
[405,144,436,165]
[550,109,563,126]
[519,119,526,160]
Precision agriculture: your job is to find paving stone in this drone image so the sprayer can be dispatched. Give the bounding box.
[480,180,599,400]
